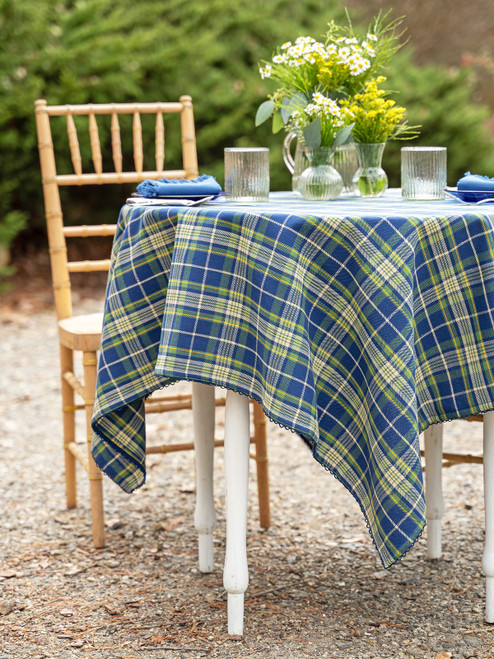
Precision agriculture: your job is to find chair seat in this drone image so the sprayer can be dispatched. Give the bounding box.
[58,312,103,352]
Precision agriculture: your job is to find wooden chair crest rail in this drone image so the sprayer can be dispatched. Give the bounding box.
[35,98,270,549]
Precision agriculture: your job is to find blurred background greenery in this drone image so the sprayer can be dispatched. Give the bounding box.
[1,0,494,274]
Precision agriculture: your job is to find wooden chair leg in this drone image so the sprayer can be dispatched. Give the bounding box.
[253,401,270,529]
[83,350,105,548]
[60,345,77,509]
[424,424,444,560]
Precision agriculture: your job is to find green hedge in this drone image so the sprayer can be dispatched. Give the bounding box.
[1,0,493,259]
[383,51,494,186]
[0,0,347,250]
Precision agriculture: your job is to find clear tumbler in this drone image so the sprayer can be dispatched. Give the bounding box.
[224,147,270,202]
[401,146,447,200]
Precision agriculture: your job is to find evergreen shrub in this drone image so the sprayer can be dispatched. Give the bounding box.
[1,0,493,261]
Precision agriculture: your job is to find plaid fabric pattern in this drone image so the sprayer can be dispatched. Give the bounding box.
[92,191,494,568]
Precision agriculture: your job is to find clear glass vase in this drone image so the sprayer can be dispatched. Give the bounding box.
[332,143,359,196]
[298,147,343,201]
[353,143,388,197]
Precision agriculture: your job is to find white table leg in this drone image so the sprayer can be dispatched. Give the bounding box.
[192,382,217,573]
[223,390,250,636]
[483,411,494,623]
[424,424,444,560]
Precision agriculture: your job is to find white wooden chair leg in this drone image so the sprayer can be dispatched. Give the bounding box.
[192,382,217,573]
[483,411,494,623]
[223,391,250,636]
[424,424,444,560]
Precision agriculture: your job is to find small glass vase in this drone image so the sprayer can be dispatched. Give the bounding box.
[332,143,359,196]
[298,146,343,201]
[353,143,388,197]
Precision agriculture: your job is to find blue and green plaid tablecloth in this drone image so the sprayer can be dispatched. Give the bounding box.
[91,190,494,568]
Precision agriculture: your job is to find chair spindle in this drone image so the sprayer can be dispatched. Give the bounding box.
[155,112,165,172]
[133,111,143,173]
[89,112,103,176]
[110,111,123,174]
[66,112,82,177]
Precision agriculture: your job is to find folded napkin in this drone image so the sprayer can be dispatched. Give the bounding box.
[136,174,222,198]
[457,172,494,191]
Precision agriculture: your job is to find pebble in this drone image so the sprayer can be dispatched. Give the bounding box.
[0,601,13,616]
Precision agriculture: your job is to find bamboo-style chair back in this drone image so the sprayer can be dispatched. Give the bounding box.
[35,97,198,322]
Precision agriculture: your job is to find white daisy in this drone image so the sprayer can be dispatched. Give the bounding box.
[259,64,272,79]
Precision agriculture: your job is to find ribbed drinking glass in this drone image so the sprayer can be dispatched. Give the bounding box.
[224,147,270,202]
[401,147,447,200]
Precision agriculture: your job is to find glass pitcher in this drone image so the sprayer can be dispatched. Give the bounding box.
[282,132,309,194]
[283,132,359,195]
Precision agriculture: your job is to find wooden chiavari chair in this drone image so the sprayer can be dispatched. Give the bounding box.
[35,98,270,548]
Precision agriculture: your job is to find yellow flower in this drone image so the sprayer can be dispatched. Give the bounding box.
[340,76,412,142]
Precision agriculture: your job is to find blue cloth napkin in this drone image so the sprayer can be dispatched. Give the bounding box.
[137,174,222,198]
[457,172,494,191]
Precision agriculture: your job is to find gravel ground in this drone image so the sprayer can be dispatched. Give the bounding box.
[1,273,494,658]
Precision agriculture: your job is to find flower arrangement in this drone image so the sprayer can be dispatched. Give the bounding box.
[340,76,417,143]
[255,11,416,149]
